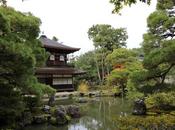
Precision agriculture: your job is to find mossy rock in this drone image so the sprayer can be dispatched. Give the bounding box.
[67,105,81,118]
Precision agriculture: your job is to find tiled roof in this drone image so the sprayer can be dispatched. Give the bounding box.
[39,35,80,53]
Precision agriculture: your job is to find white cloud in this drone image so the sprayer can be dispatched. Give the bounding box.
[7,0,156,55]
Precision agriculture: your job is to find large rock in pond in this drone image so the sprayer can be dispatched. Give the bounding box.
[132,99,147,115]
[67,105,81,118]
[53,106,70,125]
[42,105,50,114]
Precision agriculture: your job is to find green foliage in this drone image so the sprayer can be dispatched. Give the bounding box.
[87,24,128,85]
[116,114,175,130]
[88,24,127,51]
[28,82,56,96]
[126,79,144,100]
[0,39,34,127]
[109,0,151,13]
[0,12,10,35]
[131,2,175,110]
[111,86,121,94]
[157,0,175,10]
[134,0,175,90]
[107,69,129,87]
[142,9,175,58]
[74,51,99,85]
[146,92,175,109]
[106,48,142,96]
[23,96,40,109]
[106,48,137,66]
[142,33,161,54]
[0,85,24,128]
[109,0,174,14]
[0,6,54,128]
[143,40,175,69]
[146,10,175,41]
[109,0,175,14]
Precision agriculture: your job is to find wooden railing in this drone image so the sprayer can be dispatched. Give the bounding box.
[46,60,74,67]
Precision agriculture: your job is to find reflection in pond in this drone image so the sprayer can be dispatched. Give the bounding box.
[24,97,132,130]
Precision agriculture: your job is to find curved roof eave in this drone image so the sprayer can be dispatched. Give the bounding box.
[39,35,80,53]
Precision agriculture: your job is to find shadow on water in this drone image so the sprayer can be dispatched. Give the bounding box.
[24,97,132,130]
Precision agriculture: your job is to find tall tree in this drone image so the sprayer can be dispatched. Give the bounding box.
[0,7,55,128]
[131,0,175,93]
[88,24,128,84]
[88,24,127,51]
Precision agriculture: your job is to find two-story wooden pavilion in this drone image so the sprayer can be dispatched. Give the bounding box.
[36,35,85,91]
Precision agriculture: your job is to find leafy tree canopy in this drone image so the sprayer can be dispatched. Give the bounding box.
[0,7,55,128]
[131,0,175,93]
[87,24,128,84]
[109,0,175,13]
[74,51,99,85]
[156,0,175,10]
[106,48,137,66]
[109,0,151,13]
[0,6,51,94]
[88,24,128,51]
[106,48,142,90]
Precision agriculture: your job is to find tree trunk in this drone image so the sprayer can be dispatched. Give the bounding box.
[101,51,105,84]
[106,65,110,76]
[94,49,101,84]
[160,64,174,85]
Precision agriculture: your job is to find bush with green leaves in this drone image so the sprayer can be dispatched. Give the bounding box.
[146,92,175,110]
[116,114,175,130]
[106,48,143,96]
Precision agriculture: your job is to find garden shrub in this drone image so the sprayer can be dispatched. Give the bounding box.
[146,92,175,110]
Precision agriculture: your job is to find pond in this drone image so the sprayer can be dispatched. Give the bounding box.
[24,97,132,130]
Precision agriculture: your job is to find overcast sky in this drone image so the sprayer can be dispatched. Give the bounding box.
[8,0,157,55]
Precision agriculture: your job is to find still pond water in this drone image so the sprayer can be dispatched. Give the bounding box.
[24,97,132,130]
